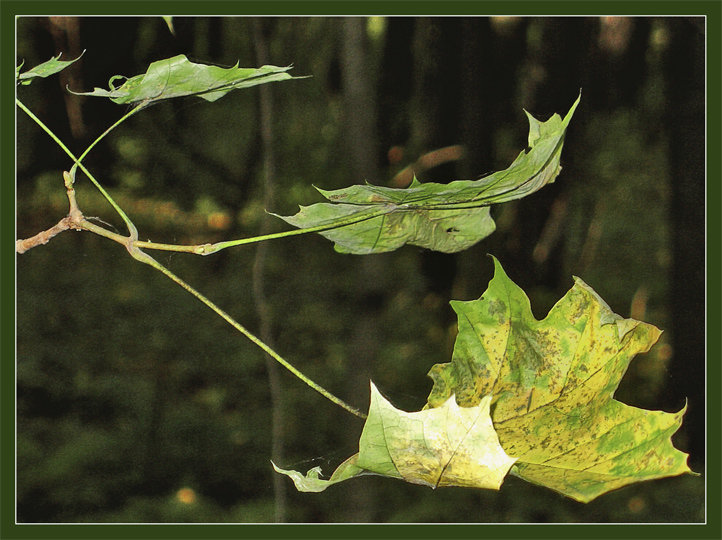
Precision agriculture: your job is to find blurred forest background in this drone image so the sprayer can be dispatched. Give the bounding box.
[16,16,705,523]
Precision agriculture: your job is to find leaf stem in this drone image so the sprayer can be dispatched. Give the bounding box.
[134,207,394,255]
[69,211,391,255]
[71,102,145,177]
[130,246,368,419]
[75,217,366,418]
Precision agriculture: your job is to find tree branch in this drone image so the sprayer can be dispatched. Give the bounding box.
[16,217,76,253]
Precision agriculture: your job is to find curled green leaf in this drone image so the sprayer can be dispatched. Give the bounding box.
[17,51,84,86]
[276,94,580,254]
[69,54,298,105]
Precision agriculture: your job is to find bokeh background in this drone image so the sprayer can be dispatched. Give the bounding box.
[16,16,705,523]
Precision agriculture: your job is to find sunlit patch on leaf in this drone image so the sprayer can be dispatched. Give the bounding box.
[274,382,516,492]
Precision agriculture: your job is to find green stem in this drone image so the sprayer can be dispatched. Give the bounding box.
[16,98,137,235]
[127,207,393,255]
[79,218,366,418]
[79,210,390,255]
[71,103,145,176]
[128,245,368,419]
[211,210,389,251]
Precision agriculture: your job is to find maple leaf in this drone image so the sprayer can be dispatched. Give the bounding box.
[275,95,580,254]
[69,54,297,105]
[274,382,516,492]
[16,51,84,86]
[426,256,693,502]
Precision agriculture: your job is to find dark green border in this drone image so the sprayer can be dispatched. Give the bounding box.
[4,1,720,539]
[1,0,721,16]
[706,0,722,536]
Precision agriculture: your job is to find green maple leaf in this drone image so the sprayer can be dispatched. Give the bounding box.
[69,54,297,105]
[274,382,516,492]
[16,51,84,85]
[275,94,580,254]
[426,256,694,502]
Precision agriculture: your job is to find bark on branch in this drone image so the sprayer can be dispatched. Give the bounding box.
[16,216,82,254]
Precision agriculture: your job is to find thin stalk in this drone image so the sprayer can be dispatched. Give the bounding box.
[76,218,129,242]
[76,218,366,418]
[60,206,393,255]
[71,102,146,175]
[129,247,367,419]
[16,98,137,235]
[134,207,392,255]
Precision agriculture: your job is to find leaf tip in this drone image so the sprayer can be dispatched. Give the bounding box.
[486,253,506,277]
[313,184,331,198]
[368,379,385,404]
[564,92,582,124]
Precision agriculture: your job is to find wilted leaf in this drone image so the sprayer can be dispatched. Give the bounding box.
[275,382,516,492]
[16,51,84,85]
[272,455,366,493]
[426,256,693,502]
[275,95,580,254]
[69,54,297,105]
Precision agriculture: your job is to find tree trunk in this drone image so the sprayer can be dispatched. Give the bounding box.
[251,17,288,523]
[340,17,384,522]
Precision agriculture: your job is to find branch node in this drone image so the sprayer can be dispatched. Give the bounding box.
[195,243,215,255]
